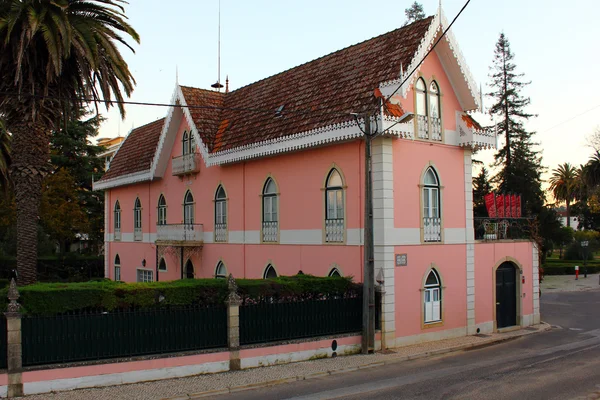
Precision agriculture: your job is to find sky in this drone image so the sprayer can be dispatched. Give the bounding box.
[97,0,600,186]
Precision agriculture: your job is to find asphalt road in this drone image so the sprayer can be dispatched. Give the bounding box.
[212,289,600,400]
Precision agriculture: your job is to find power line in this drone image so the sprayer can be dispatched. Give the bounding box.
[540,103,600,134]
[383,0,472,104]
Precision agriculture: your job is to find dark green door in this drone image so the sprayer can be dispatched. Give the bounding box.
[496,263,517,328]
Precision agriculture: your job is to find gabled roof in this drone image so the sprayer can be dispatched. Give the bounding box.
[97,118,164,183]
[181,17,433,154]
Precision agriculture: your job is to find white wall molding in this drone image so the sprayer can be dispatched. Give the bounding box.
[463,149,476,334]
[532,244,540,324]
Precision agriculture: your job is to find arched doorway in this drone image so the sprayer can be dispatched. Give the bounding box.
[496,262,517,328]
[184,259,195,279]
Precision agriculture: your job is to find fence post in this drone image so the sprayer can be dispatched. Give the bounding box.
[4,279,23,398]
[226,274,242,371]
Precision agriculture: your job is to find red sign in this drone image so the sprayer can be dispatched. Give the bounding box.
[496,194,504,218]
[484,193,496,218]
[516,195,522,218]
[505,194,511,218]
[511,194,517,218]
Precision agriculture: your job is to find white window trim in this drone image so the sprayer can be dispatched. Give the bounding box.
[137,268,154,283]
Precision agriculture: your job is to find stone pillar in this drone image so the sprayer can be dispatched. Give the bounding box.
[463,149,477,335]
[226,274,241,371]
[5,279,23,398]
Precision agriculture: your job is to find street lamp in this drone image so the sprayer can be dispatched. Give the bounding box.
[581,241,589,278]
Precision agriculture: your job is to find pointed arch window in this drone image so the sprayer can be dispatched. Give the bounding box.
[262,178,278,242]
[263,264,277,279]
[184,259,195,279]
[114,201,121,241]
[325,168,345,243]
[215,261,227,279]
[188,131,195,154]
[183,190,195,225]
[328,267,342,277]
[215,185,227,242]
[424,269,442,323]
[415,78,429,139]
[114,254,121,281]
[182,131,189,155]
[422,167,441,242]
[158,258,167,272]
[157,195,167,226]
[133,198,142,241]
[429,81,442,140]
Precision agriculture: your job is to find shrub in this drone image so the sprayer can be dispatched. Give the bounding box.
[0,274,360,315]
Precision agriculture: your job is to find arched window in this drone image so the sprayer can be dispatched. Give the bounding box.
[114,254,121,281]
[422,167,441,242]
[184,259,194,279]
[114,201,121,241]
[189,131,195,154]
[158,258,167,272]
[328,268,342,277]
[215,185,227,242]
[429,81,442,140]
[183,190,194,225]
[182,131,189,154]
[424,269,441,323]
[263,264,278,279]
[262,178,278,242]
[215,261,227,279]
[133,198,142,241]
[415,78,429,140]
[157,195,167,226]
[325,168,344,243]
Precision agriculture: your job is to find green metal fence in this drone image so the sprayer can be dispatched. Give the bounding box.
[0,316,5,369]
[22,306,227,367]
[240,297,362,345]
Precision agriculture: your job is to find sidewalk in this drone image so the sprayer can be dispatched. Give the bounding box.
[541,273,600,293]
[20,323,550,400]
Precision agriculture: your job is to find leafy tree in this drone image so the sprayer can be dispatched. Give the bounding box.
[556,226,574,259]
[40,169,89,254]
[487,33,544,215]
[549,163,579,227]
[404,2,426,26]
[50,113,106,251]
[473,167,492,218]
[0,0,139,284]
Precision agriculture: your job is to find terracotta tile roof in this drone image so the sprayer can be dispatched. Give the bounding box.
[461,113,484,131]
[182,17,433,152]
[98,118,165,182]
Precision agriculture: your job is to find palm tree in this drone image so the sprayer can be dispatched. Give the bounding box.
[0,0,139,284]
[0,119,9,192]
[549,163,578,227]
[585,151,600,189]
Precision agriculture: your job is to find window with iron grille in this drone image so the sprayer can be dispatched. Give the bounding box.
[325,169,344,243]
[215,185,227,242]
[262,178,278,242]
[157,195,167,225]
[184,190,194,225]
[423,167,441,242]
[133,198,142,241]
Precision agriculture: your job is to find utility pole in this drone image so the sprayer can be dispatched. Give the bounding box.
[362,113,375,354]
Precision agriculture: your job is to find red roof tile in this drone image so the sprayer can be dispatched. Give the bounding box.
[183,17,433,152]
[98,118,164,182]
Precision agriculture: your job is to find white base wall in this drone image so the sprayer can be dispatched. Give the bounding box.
[392,326,468,348]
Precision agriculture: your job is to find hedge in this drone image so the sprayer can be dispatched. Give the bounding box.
[542,265,600,276]
[0,256,104,282]
[0,275,361,315]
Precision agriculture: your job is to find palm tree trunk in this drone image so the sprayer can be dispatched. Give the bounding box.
[566,200,571,228]
[9,121,50,285]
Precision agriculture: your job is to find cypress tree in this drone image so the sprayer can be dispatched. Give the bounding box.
[473,167,492,218]
[487,33,544,215]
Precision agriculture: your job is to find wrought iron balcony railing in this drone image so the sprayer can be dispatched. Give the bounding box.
[423,217,442,242]
[325,218,344,243]
[474,218,532,241]
[172,153,201,176]
[156,223,204,244]
[133,227,142,241]
[262,221,278,243]
[214,223,227,242]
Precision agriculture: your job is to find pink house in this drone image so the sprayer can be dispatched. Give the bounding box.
[94,13,540,348]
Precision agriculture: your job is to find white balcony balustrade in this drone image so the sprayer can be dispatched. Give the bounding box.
[423,217,442,242]
[172,153,201,176]
[156,224,204,245]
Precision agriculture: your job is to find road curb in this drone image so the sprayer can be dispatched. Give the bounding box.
[180,323,551,399]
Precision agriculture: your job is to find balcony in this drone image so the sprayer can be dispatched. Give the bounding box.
[214,223,227,242]
[325,218,344,243]
[156,224,204,246]
[457,112,496,150]
[172,153,201,176]
[262,221,278,242]
[416,116,442,141]
[474,218,532,241]
[423,217,442,242]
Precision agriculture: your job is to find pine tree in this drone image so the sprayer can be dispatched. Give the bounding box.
[473,167,492,218]
[487,33,544,215]
[404,2,426,26]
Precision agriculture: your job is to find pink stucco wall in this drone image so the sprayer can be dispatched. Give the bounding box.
[474,241,534,325]
[394,244,467,337]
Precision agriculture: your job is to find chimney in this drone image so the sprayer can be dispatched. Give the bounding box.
[225,76,229,94]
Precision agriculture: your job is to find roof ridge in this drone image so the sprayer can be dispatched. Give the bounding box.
[225,16,434,95]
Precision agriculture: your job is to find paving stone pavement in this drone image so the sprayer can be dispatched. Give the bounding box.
[18,323,549,400]
[541,273,600,293]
